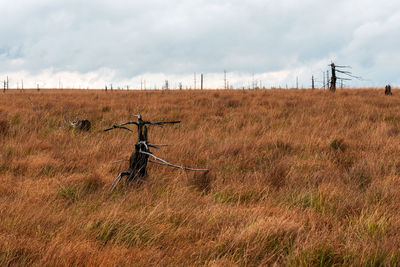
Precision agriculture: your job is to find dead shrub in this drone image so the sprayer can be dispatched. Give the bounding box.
[0,119,9,136]
[80,173,104,194]
[101,106,110,112]
[187,171,213,193]
[273,140,293,153]
[267,160,289,189]
[226,99,240,108]
[387,126,399,137]
[329,138,346,152]
[331,151,355,171]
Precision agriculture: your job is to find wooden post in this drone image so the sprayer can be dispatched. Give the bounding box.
[329,63,337,92]
[201,73,203,90]
[326,71,329,89]
[37,84,40,91]
[312,76,315,89]
[224,70,227,89]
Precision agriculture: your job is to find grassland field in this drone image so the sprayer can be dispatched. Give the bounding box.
[1,88,400,266]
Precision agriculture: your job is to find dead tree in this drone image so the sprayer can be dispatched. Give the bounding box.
[385,85,392,95]
[331,63,362,91]
[104,114,208,191]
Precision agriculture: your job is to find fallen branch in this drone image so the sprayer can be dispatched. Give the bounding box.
[112,158,129,163]
[110,172,130,191]
[148,144,169,149]
[141,151,209,172]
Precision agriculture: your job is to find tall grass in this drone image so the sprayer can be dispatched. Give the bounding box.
[1,89,400,265]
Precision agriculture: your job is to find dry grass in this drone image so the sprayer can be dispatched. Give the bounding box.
[1,88,400,266]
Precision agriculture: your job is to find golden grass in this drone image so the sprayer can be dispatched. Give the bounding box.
[1,88,400,266]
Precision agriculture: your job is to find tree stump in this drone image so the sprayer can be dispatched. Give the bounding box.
[385,85,392,95]
[126,126,149,185]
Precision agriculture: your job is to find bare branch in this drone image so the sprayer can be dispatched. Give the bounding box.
[112,158,129,163]
[336,70,352,74]
[26,96,37,112]
[143,120,181,126]
[148,144,169,149]
[104,125,135,133]
[336,77,352,81]
[138,141,149,150]
[110,172,130,191]
[335,69,363,80]
[104,121,139,132]
[118,121,139,127]
[141,151,209,172]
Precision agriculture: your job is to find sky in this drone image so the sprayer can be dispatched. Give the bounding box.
[1,0,400,89]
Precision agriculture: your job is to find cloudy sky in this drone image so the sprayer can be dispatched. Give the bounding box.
[1,0,399,89]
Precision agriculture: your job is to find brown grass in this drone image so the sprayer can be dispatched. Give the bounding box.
[1,88,400,266]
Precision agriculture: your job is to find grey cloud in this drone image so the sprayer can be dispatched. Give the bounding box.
[1,0,400,86]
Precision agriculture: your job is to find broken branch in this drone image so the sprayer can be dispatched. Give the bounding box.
[141,151,208,172]
[104,125,135,133]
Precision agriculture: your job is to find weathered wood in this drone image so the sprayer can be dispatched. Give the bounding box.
[330,63,336,92]
[105,114,207,191]
[126,127,149,185]
[385,85,392,95]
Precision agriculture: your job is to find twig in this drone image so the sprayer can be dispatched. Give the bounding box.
[110,172,129,191]
[141,151,208,172]
[25,95,41,119]
[112,158,129,163]
[143,120,181,126]
[104,125,135,132]
[148,144,169,149]
[26,96,36,112]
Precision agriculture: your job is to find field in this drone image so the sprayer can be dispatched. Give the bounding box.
[1,89,400,266]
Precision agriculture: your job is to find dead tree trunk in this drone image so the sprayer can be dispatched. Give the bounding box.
[330,63,337,92]
[126,126,149,185]
[105,114,208,191]
[312,76,315,89]
[385,85,392,95]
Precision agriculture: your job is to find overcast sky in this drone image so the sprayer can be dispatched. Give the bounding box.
[1,0,400,89]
